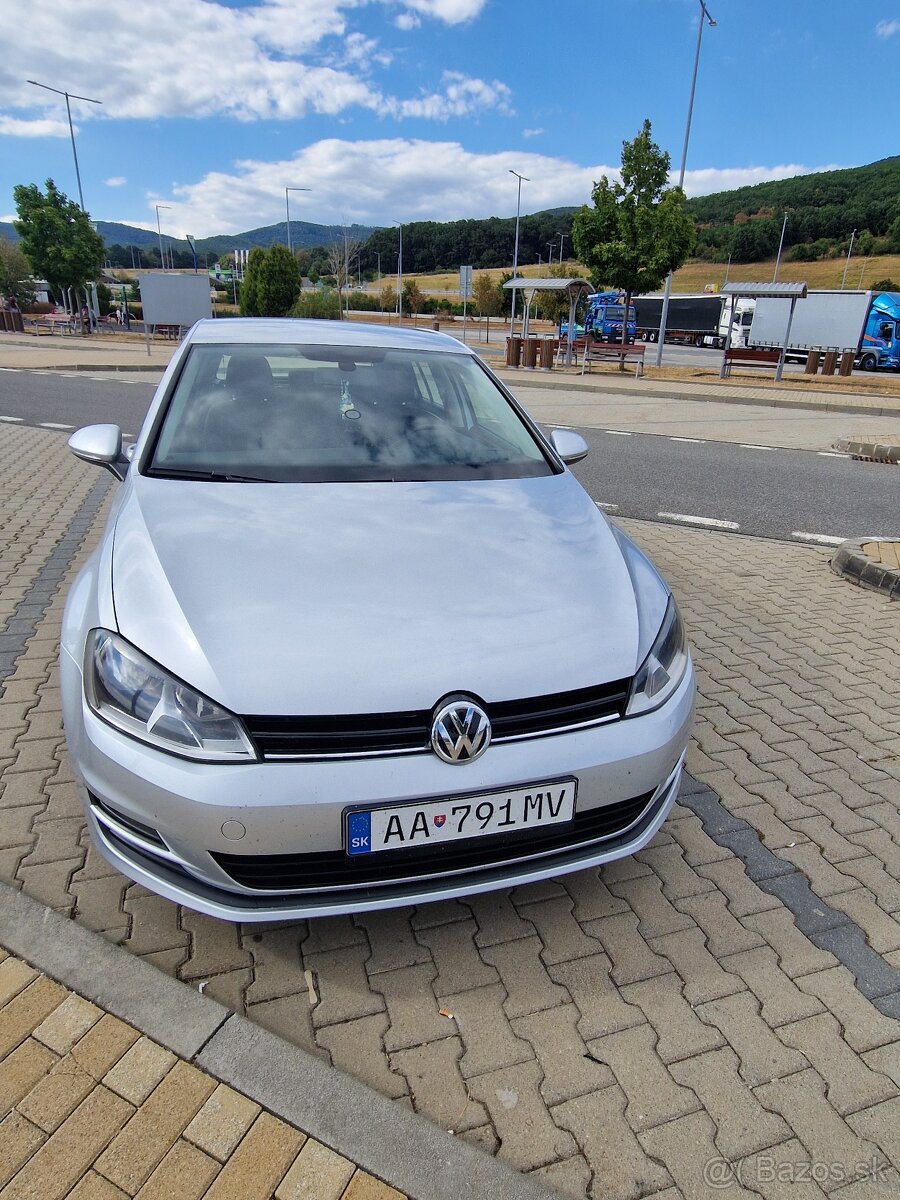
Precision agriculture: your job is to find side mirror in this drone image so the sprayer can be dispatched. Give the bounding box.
[68,424,129,481]
[550,428,589,465]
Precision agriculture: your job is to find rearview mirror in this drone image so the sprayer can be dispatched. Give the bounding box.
[68,424,129,481]
[550,428,589,465]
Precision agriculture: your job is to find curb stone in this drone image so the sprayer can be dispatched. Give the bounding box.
[830,538,900,600]
[0,882,561,1200]
[832,436,900,463]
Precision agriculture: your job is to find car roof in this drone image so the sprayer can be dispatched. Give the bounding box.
[189,318,474,356]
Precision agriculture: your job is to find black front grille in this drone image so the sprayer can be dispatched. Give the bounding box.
[244,678,630,759]
[211,788,656,892]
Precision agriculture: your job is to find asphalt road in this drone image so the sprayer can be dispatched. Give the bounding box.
[1,368,895,544]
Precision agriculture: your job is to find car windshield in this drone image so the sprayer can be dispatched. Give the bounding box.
[147,343,554,483]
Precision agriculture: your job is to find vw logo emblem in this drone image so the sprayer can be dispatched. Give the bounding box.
[431,697,491,764]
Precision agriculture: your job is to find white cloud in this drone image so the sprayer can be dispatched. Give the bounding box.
[120,139,848,237]
[105,176,127,188]
[0,116,71,138]
[390,72,513,120]
[394,11,421,28]
[875,19,900,38]
[400,0,486,24]
[0,0,501,128]
[522,128,544,139]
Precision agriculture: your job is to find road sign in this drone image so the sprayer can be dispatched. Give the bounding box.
[459,265,473,299]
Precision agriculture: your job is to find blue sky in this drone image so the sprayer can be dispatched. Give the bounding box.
[1,1,898,238]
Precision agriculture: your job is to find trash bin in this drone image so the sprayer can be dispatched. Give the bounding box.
[432,321,440,331]
[523,337,538,369]
[540,336,555,370]
[506,336,523,367]
[804,350,821,374]
[838,351,854,377]
[10,311,24,333]
[822,350,838,375]
[0,310,10,332]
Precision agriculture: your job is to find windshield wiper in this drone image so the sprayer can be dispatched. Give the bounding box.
[146,468,279,483]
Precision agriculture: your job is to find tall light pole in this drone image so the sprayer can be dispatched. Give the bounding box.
[155,204,171,272]
[840,229,857,290]
[285,187,310,255]
[398,224,403,321]
[772,213,789,282]
[27,79,101,212]
[655,2,715,366]
[558,233,567,264]
[509,169,529,336]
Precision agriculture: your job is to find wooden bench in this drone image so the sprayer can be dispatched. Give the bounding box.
[29,313,76,336]
[153,324,184,341]
[722,347,780,377]
[581,341,645,378]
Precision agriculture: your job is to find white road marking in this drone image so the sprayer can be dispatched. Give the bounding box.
[596,502,619,511]
[39,422,73,430]
[551,423,574,430]
[669,436,706,443]
[604,429,633,436]
[817,451,850,458]
[0,415,23,422]
[658,512,740,530]
[739,443,779,451]
[791,531,846,546]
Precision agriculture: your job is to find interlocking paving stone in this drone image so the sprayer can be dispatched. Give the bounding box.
[4,425,900,1199]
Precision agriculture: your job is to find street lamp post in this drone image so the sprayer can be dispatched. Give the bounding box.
[155,205,171,272]
[285,187,310,255]
[394,223,403,323]
[558,233,567,264]
[840,229,857,290]
[27,79,102,212]
[509,169,529,336]
[655,2,716,366]
[773,214,789,282]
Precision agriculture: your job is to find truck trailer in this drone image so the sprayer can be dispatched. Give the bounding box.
[633,294,755,348]
[748,290,900,371]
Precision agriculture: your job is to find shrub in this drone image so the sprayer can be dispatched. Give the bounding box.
[290,290,342,320]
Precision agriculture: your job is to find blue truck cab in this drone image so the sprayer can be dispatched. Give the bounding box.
[859,292,900,371]
[561,292,637,342]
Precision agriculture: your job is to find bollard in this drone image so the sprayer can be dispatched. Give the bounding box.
[804,350,821,374]
[505,336,523,368]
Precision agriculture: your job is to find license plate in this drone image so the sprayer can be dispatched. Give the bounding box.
[345,780,576,856]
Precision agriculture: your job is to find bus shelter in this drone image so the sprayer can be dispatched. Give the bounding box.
[503,277,593,366]
[720,281,808,382]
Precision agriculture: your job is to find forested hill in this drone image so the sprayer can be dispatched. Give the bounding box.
[685,156,900,264]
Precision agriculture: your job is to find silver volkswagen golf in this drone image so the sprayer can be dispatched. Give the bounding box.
[61,318,694,921]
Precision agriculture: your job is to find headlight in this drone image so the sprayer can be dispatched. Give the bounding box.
[626,597,689,717]
[84,630,257,762]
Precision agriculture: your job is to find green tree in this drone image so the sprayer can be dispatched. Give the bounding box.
[239,247,265,316]
[0,239,37,308]
[13,179,104,322]
[403,279,425,323]
[471,272,502,342]
[256,244,301,316]
[290,289,341,320]
[378,283,397,313]
[536,263,584,326]
[572,120,695,354]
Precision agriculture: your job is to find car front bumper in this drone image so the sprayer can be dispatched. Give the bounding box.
[61,646,695,921]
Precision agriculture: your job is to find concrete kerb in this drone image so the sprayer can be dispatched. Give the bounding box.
[497,369,900,419]
[830,539,900,600]
[832,435,900,463]
[0,882,560,1200]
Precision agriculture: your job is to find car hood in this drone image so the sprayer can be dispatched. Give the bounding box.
[111,473,642,714]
